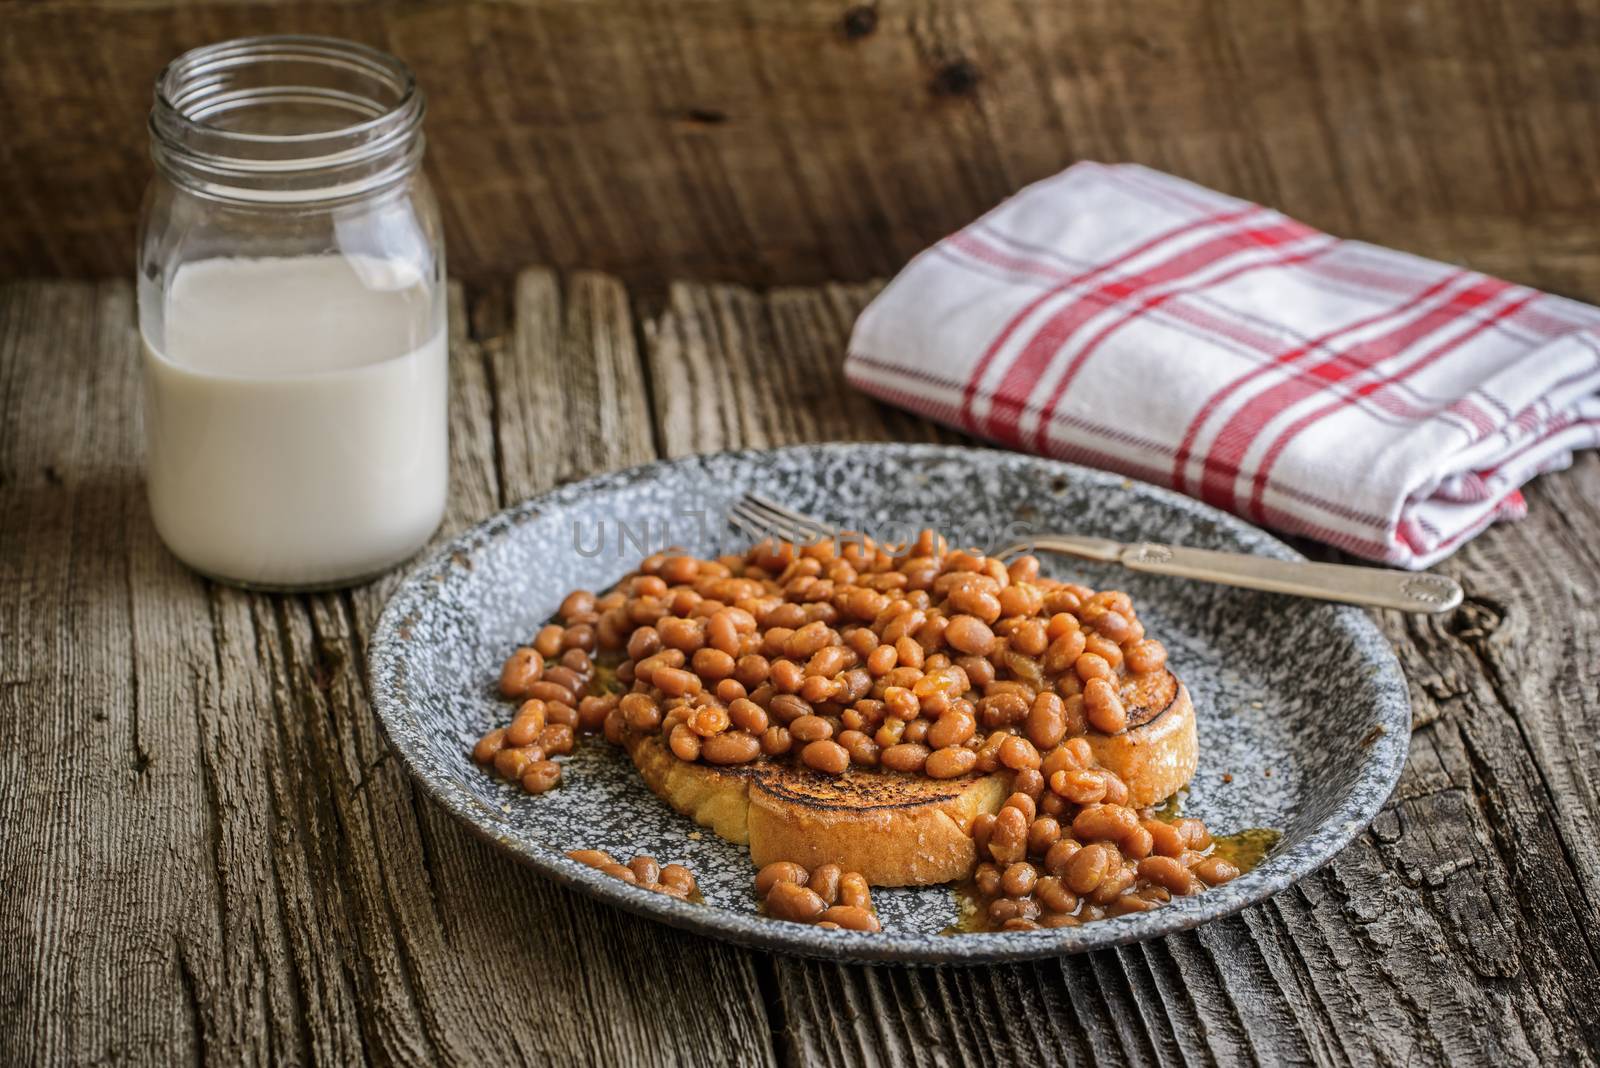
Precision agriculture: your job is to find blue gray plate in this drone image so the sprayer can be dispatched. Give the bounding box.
[369,444,1409,963]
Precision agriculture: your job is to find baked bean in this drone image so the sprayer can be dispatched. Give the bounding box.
[838,872,872,910]
[628,855,661,886]
[767,693,811,725]
[1002,791,1037,823]
[1002,861,1039,897]
[821,905,880,932]
[1176,818,1213,851]
[543,665,585,695]
[507,700,548,746]
[659,864,697,895]
[1008,769,1043,802]
[770,658,805,693]
[1191,856,1241,887]
[689,705,730,737]
[538,724,576,755]
[760,725,793,756]
[1121,825,1154,860]
[1144,820,1186,858]
[520,759,562,793]
[804,646,847,679]
[692,647,737,682]
[1026,691,1067,750]
[945,614,997,656]
[979,692,1030,727]
[1139,856,1195,895]
[1073,804,1139,843]
[568,849,612,868]
[1043,629,1088,674]
[702,730,761,765]
[561,624,596,653]
[728,698,768,734]
[1041,745,1077,779]
[926,745,978,779]
[657,616,705,653]
[600,862,638,884]
[808,863,843,904]
[1083,634,1124,669]
[990,804,1029,864]
[626,626,661,662]
[704,610,740,656]
[1039,791,1068,819]
[1065,842,1113,895]
[1050,767,1107,805]
[545,701,579,728]
[971,812,998,858]
[1125,639,1168,675]
[973,731,1008,773]
[669,723,702,761]
[734,654,771,687]
[866,644,898,676]
[998,735,1041,771]
[499,648,545,697]
[756,861,809,896]
[493,746,537,780]
[1028,816,1062,856]
[839,729,881,767]
[880,742,930,774]
[801,739,850,774]
[836,668,872,704]
[765,880,829,923]
[1083,677,1128,733]
[533,624,565,658]
[1043,838,1082,877]
[785,620,834,659]
[1074,652,1113,683]
[621,692,663,731]
[974,861,1002,897]
[1010,619,1049,657]
[578,695,615,732]
[947,584,1003,624]
[1034,876,1077,915]
[790,714,833,742]
[926,708,976,749]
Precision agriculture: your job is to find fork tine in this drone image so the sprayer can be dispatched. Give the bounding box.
[724,507,771,546]
[727,498,814,547]
[738,493,838,542]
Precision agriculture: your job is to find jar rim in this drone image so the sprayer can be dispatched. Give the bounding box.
[149,35,426,202]
[154,35,419,145]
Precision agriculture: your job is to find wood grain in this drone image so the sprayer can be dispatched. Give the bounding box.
[3,264,1598,1065]
[0,276,775,1067]
[5,0,1600,292]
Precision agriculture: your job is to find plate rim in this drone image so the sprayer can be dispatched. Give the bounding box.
[369,442,1411,964]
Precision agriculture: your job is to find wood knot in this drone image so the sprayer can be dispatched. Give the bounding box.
[682,108,728,126]
[841,5,878,39]
[931,58,981,97]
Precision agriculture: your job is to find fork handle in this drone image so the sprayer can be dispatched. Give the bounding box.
[1116,542,1464,613]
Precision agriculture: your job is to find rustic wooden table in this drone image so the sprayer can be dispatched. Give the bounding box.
[3,270,1598,1066]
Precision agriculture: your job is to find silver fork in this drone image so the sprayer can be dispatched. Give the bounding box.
[727,492,1463,614]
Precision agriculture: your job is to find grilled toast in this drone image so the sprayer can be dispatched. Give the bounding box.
[627,672,1195,886]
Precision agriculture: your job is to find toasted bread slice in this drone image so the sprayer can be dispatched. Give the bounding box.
[627,672,1195,885]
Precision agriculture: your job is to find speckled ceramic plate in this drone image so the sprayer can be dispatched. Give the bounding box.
[370,444,1409,963]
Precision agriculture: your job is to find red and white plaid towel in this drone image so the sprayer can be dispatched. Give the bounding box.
[845,163,1600,568]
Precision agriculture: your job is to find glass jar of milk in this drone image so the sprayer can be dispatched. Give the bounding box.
[138,36,447,590]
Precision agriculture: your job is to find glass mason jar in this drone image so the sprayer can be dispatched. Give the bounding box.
[138,36,447,590]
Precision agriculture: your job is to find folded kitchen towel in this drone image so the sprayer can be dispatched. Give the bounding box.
[845,162,1600,568]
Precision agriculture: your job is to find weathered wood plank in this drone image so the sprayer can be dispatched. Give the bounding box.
[637,277,1600,1067]
[0,276,776,1066]
[6,0,1600,295]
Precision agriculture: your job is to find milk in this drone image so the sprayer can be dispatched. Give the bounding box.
[142,255,447,588]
